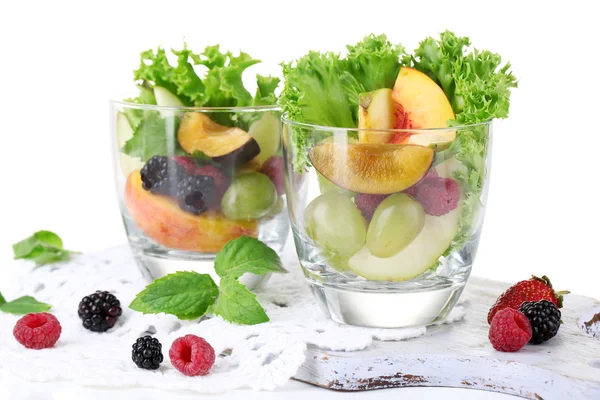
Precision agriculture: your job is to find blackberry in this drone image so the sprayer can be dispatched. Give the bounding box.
[78,291,122,332]
[176,175,215,215]
[519,300,561,344]
[140,155,184,196]
[132,335,163,370]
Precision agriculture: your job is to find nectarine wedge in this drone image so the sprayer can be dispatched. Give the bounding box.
[358,88,396,144]
[391,67,455,129]
[125,171,258,253]
[178,113,260,166]
[309,143,434,194]
[389,67,455,145]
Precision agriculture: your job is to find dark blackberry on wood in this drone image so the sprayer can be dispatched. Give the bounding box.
[519,300,561,344]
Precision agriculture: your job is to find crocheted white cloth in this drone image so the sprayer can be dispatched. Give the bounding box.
[0,244,466,393]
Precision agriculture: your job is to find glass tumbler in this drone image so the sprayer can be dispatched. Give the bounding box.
[283,116,492,328]
[110,101,289,289]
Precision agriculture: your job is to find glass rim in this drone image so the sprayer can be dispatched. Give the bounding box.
[110,98,281,113]
[282,112,492,133]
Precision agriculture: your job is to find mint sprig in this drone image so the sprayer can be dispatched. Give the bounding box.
[0,291,52,315]
[215,236,286,279]
[13,230,77,266]
[213,276,269,325]
[129,237,286,325]
[130,272,218,320]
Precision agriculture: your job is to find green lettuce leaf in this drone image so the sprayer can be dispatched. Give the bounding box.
[254,75,280,106]
[406,30,517,124]
[405,31,516,253]
[123,44,280,158]
[345,34,404,93]
[280,34,405,170]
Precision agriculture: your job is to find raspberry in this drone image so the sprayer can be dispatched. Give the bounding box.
[424,168,439,179]
[171,156,200,174]
[489,308,532,352]
[169,334,215,376]
[413,177,461,216]
[13,313,62,350]
[132,335,164,370]
[403,169,438,197]
[260,156,285,195]
[354,194,388,221]
[78,290,122,332]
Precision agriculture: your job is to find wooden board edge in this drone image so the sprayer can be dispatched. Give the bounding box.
[293,352,600,399]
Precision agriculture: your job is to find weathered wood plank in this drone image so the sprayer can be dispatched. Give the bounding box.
[294,277,600,399]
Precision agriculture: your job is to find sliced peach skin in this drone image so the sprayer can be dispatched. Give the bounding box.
[178,113,259,166]
[309,143,434,195]
[125,171,258,252]
[390,67,456,144]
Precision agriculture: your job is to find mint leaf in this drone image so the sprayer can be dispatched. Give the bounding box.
[213,276,269,325]
[0,296,52,315]
[214,236,286,279]
[0,292,6,306]
[122,112,185,161]
[13,230,75,266]
[130,272,218,320]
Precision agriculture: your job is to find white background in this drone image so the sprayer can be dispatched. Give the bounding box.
[0,0,599,399]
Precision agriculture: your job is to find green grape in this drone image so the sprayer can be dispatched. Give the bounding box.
[221,172,277,220]
[261,196,285,221]
[316,173,356,197]
[248,112,281,164]
[304,192,366,258]
[366,193,425,258]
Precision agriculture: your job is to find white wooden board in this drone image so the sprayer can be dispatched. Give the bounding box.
[294,277,600,399]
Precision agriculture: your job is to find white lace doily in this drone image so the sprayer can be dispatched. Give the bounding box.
[0,244,466,393]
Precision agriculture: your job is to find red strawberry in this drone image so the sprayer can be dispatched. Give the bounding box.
[487,275,569,324]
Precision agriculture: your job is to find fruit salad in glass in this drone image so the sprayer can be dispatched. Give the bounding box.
[111,45,288,288]
[281,32,516,327]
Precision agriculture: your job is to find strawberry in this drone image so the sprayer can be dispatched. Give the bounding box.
[487,275,569,324]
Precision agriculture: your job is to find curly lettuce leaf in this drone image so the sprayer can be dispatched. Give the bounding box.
[280,34,405,170]
[280,51,357,129]
[123,44,279,158]
[405,31,516,253]
[406,30,517,124]
[346,34,404,92]
[253,75,280,106]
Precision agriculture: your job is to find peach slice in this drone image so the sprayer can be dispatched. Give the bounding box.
[358,88,396,144]
[178,113,260,166]
[389,67,456,144]
[309,142,434,194]
[125,170,258,253]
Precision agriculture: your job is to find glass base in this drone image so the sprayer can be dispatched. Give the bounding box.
[308,280,466,328]
[122,209,288,291]
[132,250,270,291]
